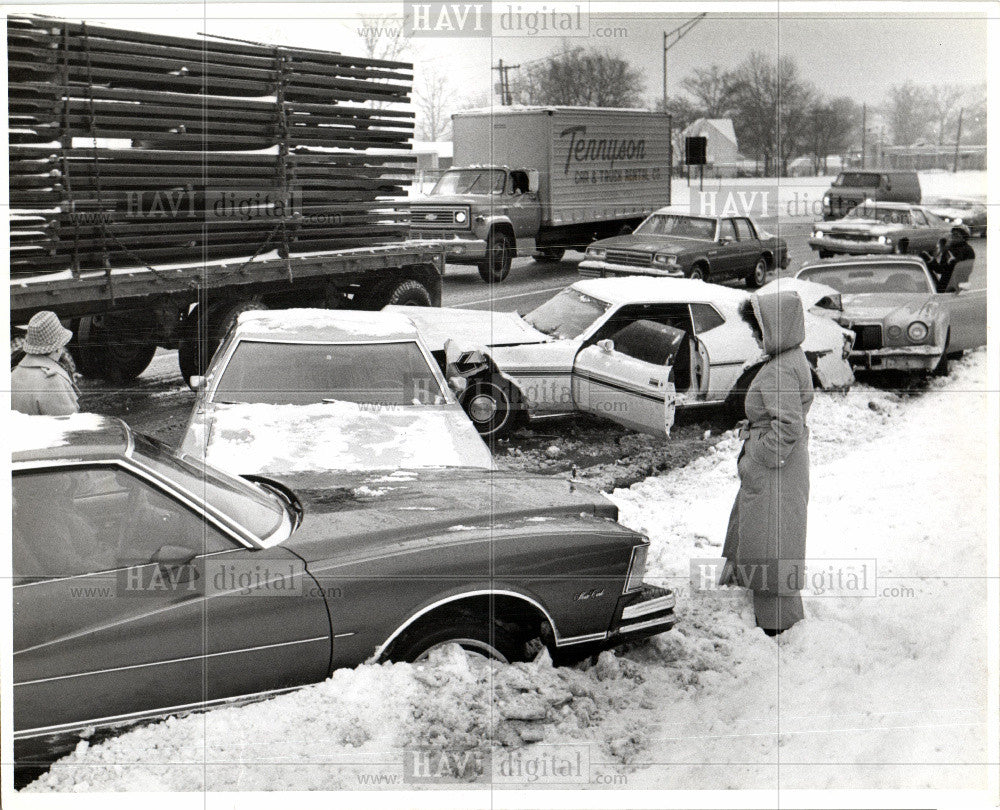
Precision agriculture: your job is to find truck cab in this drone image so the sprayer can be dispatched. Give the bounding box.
[410,166,542,283]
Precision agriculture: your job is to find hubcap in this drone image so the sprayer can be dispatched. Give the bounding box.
[468,393,498,422]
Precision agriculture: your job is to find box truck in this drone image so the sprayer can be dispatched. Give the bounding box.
[409,107,672,282]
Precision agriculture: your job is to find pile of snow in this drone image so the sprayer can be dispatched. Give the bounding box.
[26,351,988,791]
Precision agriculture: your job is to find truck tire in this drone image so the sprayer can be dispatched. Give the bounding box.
[75,314,158,384]
[745,256,769,288]
[384,279,433,307]
[532,247,565,263]
[478,230,514,283]
[460,374,522,440]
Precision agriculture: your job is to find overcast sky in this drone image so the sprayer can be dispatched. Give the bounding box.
[6,1,989,110]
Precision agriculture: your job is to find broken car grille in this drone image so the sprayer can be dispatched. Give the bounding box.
[850,323,883,351]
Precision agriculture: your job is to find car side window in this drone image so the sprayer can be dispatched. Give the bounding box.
[912,209,927,226]
[689,303,726,334]
[12,466,237,582]
[590,303,694,345]
[719,219,737,241]
[734,218,755,240]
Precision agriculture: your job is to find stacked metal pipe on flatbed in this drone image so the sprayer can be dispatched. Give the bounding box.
[8,15,415,275]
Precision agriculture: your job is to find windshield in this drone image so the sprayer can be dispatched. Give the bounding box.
[844,204,912,225]
[635,213,716,240]
[431,169,506,195]
[798,263,934,295]
[134,434,286,542]
[523,288,610,339]
[834,172,881,188]
[214,340,447,407]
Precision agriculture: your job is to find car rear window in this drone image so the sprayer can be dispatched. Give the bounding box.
[214,340,446,407]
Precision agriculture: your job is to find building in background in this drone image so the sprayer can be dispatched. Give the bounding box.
[680,118,740,178]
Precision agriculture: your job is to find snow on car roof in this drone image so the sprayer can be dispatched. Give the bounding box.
[235,309,420,342]
[203,401,494,475]
[10,412,129,459]
[648,205,721,219]
[572,277,749,307]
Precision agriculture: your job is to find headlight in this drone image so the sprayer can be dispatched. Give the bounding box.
[907,321,928,342]
[887,325,903,340]
[814,230,824,239]
[954,217,963,225]
[586,247,606,259]
[823,194,831,205]
[653,253,677,265]
[454,210,467,223]
[624,543,648,593]
[876,235,887,244]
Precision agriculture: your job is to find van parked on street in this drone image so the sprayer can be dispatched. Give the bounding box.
[821,170,921,220]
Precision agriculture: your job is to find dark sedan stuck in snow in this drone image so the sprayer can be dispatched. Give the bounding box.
[578,207,788,288]
[12,412,675,767]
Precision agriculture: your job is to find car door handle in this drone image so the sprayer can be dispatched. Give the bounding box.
[649,378,662,387]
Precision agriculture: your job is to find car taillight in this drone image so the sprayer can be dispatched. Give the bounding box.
[624,544,648,593]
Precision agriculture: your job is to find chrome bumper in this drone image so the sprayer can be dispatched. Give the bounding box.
[612,583,676,639]
[850,344,943,371]
[578,260,684,279]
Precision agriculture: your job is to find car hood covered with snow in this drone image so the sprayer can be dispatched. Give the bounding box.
[271,467,621,561]
[385,305,551,352]
[181,399,495,476]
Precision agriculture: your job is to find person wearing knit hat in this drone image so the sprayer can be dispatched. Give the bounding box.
[11,311,80,416]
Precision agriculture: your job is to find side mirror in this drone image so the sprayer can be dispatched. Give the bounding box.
[189,375,206,391]
[448,376,468,394]
[151,545,198,583]
[718,236,733,245]
[597,339,615,354]
[526,169,540,193]
[152,544,197,565]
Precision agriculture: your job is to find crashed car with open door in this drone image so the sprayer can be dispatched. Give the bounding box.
[391,277,854,439]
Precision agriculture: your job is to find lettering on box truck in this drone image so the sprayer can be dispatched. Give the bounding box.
[561,125,647,174]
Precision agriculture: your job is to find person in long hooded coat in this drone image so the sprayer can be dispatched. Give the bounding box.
[720,290,814,635]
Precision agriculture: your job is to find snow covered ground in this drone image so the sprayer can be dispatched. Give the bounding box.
[25,350,989,793]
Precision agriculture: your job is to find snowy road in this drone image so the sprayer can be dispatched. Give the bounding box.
[25,350,989,793]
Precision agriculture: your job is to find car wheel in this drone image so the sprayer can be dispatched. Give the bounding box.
[896,240,909,255]
[478,230,514,283]
[688,263,707,281]
[461,374,521,440]
[818,249,834,259]
[746,256,769,288]
[390,616,524,664]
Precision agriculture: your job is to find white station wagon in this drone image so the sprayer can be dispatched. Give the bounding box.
[391,277,855,439]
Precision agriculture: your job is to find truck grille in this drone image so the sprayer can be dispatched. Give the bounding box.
[851,323,883,350]
[410,206,470,229]
[604,249,653,267]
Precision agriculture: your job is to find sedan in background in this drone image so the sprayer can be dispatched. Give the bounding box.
[808,201,955,258]
[14,411,676,766]
[391,277,854,439]
[924,197,987,238]
[795,255,986,373]
[578,207,788,287]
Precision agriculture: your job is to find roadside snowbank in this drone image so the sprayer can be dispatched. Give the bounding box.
[26,351,988,792]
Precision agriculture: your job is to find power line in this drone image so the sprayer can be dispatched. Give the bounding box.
[493,58,520,106]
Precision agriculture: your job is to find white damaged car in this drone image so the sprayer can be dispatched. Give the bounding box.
[391,277,855,439]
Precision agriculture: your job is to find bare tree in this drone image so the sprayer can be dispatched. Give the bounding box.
[681,65,737,117]
[357,13,409,62]
[808,97,860,173]
[727,52,813,175]
[510,47,644,108]
[928,84,965,145]
[415,67,456,141]
[886,81,931,145]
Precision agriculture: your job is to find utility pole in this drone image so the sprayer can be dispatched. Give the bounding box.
[860,103,867,169]
[493,59,520,107]
[953,107,963,173]
[661,13,706,108]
